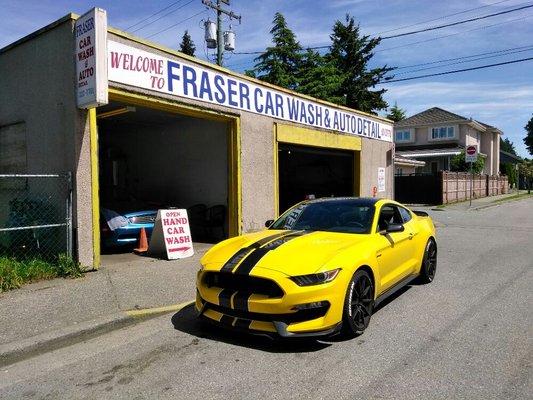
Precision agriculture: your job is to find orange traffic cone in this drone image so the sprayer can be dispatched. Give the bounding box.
[133,227,148,254]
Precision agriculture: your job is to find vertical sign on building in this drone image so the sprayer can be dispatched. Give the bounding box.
[75,8,108,108]
[378,167,386,193]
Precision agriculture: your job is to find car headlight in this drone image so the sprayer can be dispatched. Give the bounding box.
[290,269,341,286]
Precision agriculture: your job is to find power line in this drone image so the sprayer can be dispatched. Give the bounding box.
[376,13,533,53]
[381,3,533,39]
[130,0,196,34]
[124,0,189,31]
[145,10,205,39]
[395,45,533,70]
[381,57,533,83]
[372,0,512,36]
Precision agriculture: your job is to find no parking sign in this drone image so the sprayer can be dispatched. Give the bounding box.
[465,145,478,163]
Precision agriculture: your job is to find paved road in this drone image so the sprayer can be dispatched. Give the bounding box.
[1,198,532,400]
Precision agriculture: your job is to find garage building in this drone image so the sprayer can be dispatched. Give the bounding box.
[0,9,394,269]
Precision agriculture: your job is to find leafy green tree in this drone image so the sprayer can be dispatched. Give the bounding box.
[386,102,406,122]
[245,13,302,90]
[524,114,533,156]
[450,151,484,174]
[180,30,196,56]
[296,48,344,102]
[326,14,394,114]
[500,137,517,155]
[519,159,533,193]
[501,162,517,187]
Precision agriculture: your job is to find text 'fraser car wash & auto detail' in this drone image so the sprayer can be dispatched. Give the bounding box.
[108,40,392,142]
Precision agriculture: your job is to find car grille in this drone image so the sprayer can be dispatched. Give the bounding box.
[128,215,155,224]
[207,302,330,323]
[204,272,284,298]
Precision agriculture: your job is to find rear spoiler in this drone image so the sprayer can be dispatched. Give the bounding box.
[413,210,429,217]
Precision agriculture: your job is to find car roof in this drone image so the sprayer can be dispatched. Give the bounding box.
[302,197,380,207]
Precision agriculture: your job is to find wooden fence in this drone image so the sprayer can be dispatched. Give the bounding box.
[441,172,508,204]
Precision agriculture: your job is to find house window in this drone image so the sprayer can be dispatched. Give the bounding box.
[431,126,455,140]
[395,130,412,142]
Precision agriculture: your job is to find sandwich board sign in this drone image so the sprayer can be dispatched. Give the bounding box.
[147,209,194,260]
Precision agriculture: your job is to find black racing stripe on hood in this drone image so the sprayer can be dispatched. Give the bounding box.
[233,231,309,276]
[220,231,298,273]
[221,247,254,272]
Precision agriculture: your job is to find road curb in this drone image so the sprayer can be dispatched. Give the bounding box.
[0,313,134,368]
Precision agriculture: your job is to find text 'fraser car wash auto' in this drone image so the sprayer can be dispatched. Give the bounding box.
[195,197,437,339]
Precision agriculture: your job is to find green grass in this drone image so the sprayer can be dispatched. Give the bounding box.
[0,254,82,292]
[490,192,533,203]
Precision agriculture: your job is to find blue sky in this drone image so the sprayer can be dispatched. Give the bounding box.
[2,0,532,157]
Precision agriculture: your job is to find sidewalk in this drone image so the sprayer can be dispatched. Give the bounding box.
[0,242,212,367]
[426,190,527,211]
[0,191,528,367]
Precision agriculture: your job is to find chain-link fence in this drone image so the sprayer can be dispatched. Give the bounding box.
[0,174,72,261]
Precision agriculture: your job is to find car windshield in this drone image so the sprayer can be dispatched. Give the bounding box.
[270,200,375,234]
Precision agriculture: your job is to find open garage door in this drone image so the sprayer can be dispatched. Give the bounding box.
[278,144,354,213]
[96,101,232,251]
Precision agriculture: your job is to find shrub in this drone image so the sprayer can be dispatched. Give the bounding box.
[0,254,82,292]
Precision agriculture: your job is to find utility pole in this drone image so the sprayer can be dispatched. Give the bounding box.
[202,0,241,66]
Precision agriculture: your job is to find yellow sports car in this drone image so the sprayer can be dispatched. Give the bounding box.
[195,197,437,338]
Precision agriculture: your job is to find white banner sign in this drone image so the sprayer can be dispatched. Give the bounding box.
[107,40,393,142]
[76,8,108,108]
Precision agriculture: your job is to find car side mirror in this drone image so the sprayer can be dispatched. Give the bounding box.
[385,223,404,233]
[265,219,274,228]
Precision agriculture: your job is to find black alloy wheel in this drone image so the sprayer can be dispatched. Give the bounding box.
[341,269,374,338]
[419,238,437,284]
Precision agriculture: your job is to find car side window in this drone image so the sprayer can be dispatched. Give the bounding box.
[377,205,401,231]
[398,206,412,223]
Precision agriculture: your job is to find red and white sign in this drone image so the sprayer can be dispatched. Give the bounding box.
[148,209,194,260]
[465,145,478,163]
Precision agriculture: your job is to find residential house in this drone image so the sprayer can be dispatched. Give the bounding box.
[394,107,501,176]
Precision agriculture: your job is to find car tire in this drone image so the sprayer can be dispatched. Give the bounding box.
[341,269,374,338]
[418,238,437,284]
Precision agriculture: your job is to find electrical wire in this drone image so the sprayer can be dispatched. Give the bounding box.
[371,0,512,36]
[124,0,189,31]
[145,10,206,39]
[130,0,196,34]
[380,57,533,83]
[381,3,533,39]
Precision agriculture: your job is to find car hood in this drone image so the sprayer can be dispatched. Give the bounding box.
[202,229,372,276]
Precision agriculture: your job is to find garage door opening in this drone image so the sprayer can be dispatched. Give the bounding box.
[96,101,230,252]
[278,144,354,213]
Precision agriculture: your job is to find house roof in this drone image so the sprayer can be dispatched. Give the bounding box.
[396,147,463,158]
[395,107,501,134]
[500,150,522,164]
[394,155,426,166]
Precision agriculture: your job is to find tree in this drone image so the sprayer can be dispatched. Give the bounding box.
[500,137,517,155]
[519,159,533,193]
[245,13,302,90]
[326,14,394,114]
[296,48,344,103]
[524,113,533,156]
[386,102,406,122]
[179,30,196,56]
[450,151,484,174]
